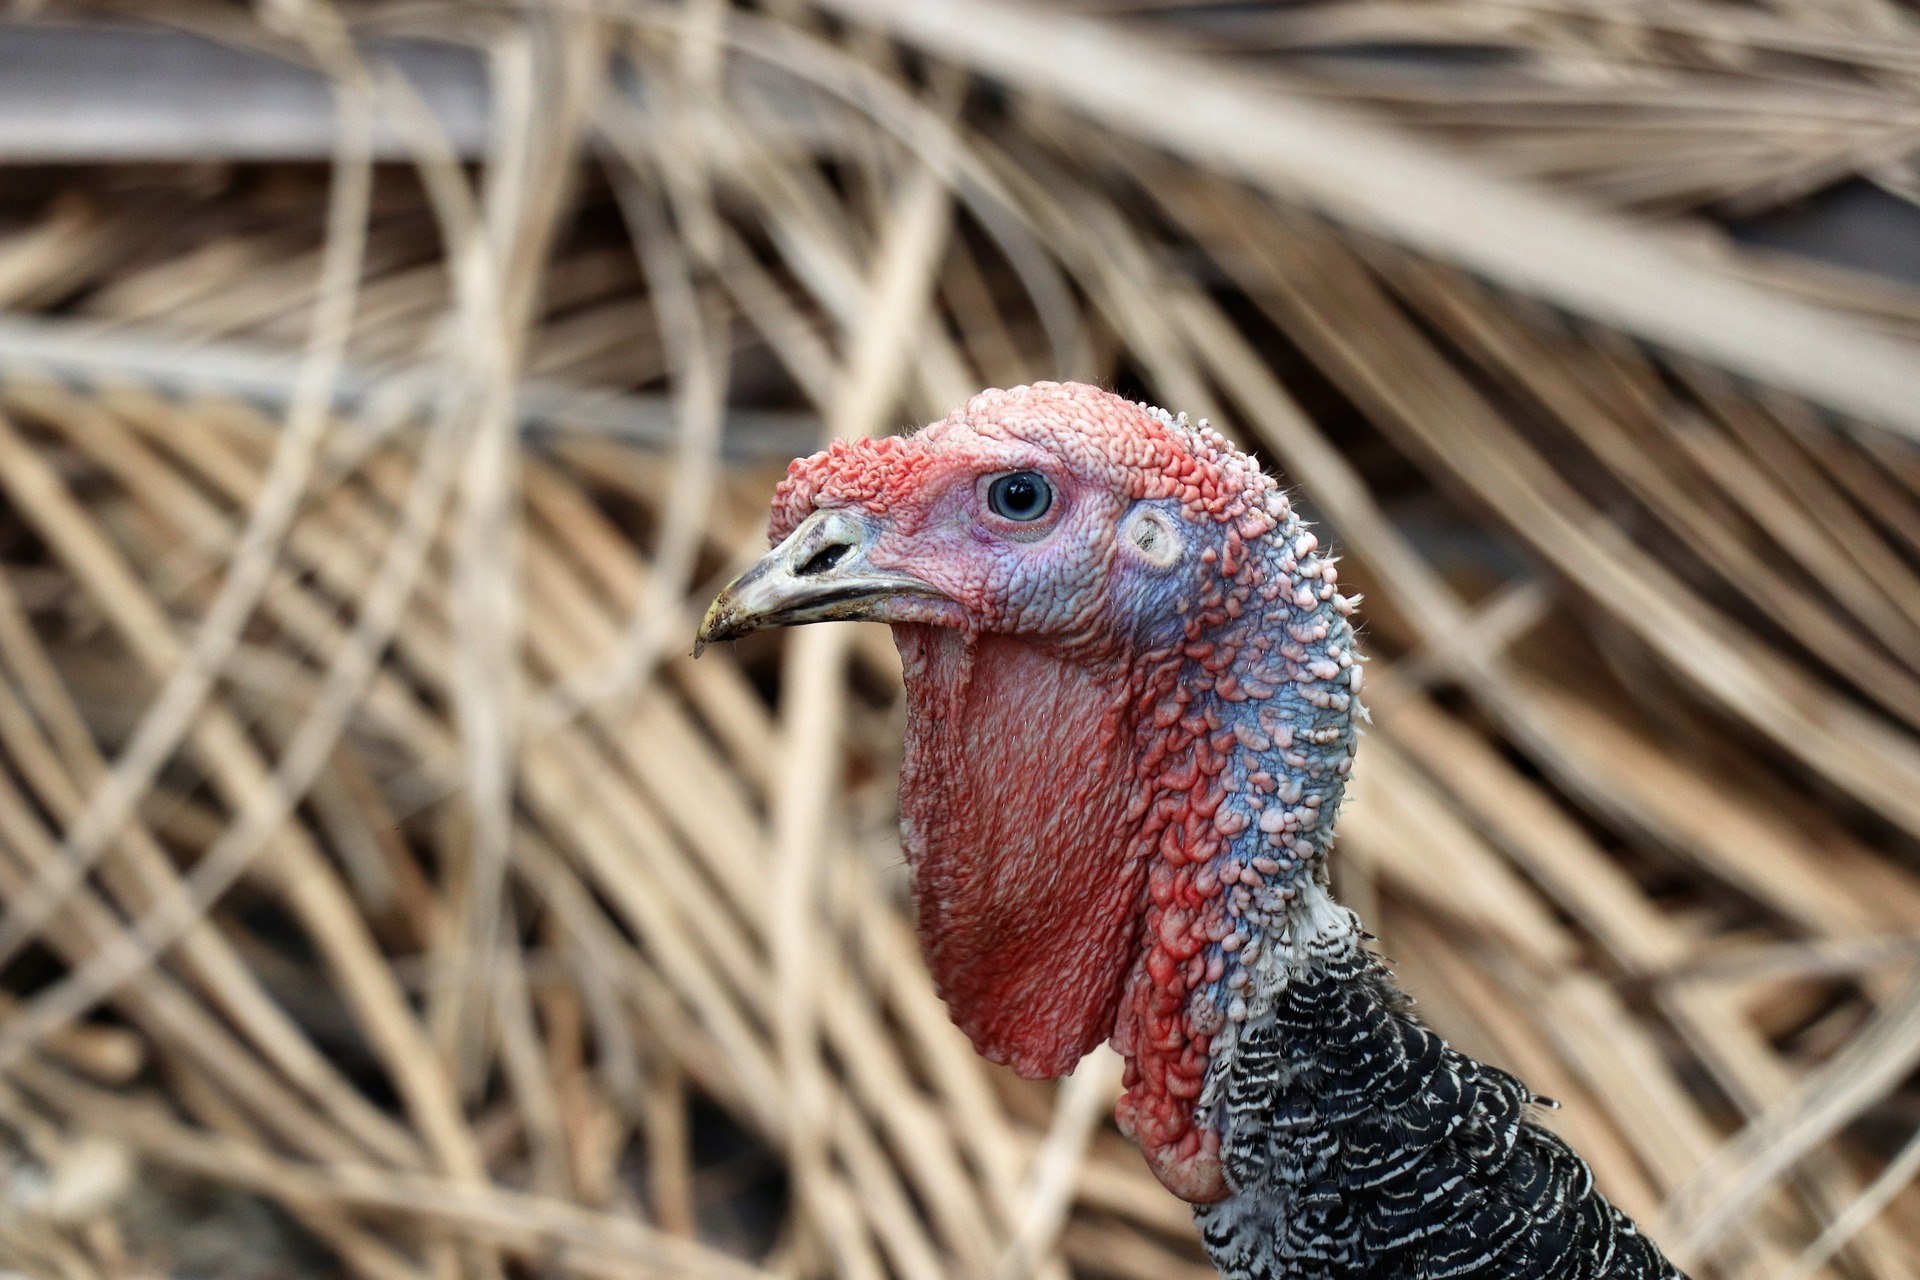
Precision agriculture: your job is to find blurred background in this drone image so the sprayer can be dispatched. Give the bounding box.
[3,1,1920,1277]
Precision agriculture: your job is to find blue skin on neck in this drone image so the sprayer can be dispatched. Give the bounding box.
[1102,490,1364,1188]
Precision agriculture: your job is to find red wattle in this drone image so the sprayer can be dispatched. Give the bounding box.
[893,620,1245,1205]
[895,627,1149,1079]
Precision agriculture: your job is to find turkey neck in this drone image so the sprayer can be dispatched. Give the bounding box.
[892,499,1365,1206]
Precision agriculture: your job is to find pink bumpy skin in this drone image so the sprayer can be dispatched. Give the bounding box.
[770,382,1363,1205]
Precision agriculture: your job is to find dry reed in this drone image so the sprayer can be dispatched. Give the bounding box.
[3,2,1920,1278]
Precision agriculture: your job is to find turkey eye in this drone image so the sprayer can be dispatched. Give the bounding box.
[987,471,1053,522]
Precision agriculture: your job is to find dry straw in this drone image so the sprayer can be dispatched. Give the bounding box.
[3,1,1920,1278]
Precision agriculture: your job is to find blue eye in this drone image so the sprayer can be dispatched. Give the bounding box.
[988,471,1052,521]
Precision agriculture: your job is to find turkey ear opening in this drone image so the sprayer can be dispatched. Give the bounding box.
[892,626,1149,1079]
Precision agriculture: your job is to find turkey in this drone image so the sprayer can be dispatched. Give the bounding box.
[698,381,1685,1280]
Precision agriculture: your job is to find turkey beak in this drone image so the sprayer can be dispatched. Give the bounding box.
[695,508,945,653]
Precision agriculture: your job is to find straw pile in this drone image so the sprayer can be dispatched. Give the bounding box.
[3,1,1920,1277]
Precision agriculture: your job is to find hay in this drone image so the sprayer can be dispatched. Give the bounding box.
[2,2,1920,1277]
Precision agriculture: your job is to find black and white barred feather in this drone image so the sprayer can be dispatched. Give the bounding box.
[1194,924,1685,1280]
